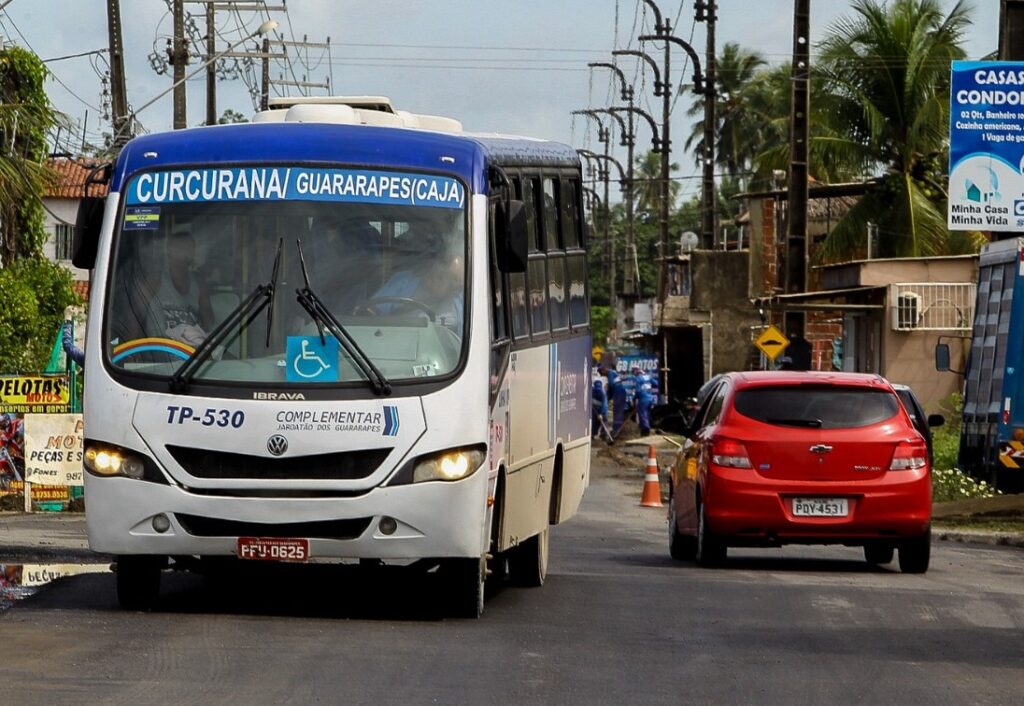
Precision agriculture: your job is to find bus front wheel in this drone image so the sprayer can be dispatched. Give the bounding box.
[444,556,485,619]
[115,555,163,611]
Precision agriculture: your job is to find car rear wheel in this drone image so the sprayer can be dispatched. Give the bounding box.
[669,502,696,561]
[695,501,726,567]
[864,543,894,565]
[898,528,931,574]
[115,555,163,611]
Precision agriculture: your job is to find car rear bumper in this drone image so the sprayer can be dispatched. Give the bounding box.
[703,466,931,544]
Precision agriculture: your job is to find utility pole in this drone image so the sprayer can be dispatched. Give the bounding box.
[698,0,717,251]
[785,0,810,295]
[637,1,707,294]
[261,37,271,109]
[170,0,189,129]
[1000,0,1024,60]
[105,0,130,145]
[206,2,216,125]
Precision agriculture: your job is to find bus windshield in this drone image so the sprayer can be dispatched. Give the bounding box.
[105,166,467,388]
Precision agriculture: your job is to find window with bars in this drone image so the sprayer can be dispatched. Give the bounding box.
[889,283,975,331]
[54,223,74,261]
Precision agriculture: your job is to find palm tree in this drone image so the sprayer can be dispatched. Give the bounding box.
[686,42,768,185]
[811,0,971,260]
[631,150,680,221]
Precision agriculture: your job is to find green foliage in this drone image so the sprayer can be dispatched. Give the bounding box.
[0,258,78,373]
[932,468,1000,503]
[0,45,60,263]
[930,393,962,471]
[927,392,999,501]
[590,305,613,347]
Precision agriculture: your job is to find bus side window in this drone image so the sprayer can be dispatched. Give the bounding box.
[542,177,560,251]
[567,252,589,327]
[528,256,549,337]
[488,196,509,342]
[509,271,529,340]
[522,177,541,252]
[560,179,582,249]
[547,252,568,331]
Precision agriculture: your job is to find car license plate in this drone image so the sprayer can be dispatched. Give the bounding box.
[792,497,848,517]
[237,537,309,562]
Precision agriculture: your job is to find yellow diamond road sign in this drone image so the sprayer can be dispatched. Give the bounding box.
[755,325,790,362]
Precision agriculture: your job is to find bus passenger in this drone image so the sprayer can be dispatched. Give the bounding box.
[155,224,212,346]
[369,247,464,335]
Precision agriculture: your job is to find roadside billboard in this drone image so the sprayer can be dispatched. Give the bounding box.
[948,60,1024,231]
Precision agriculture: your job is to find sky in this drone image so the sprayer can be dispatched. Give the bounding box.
[0,0,1001,202]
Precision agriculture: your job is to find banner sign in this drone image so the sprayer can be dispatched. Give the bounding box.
[125,167,465,209]
[24,414,84,486]
[0,375,70,413]
[948,60,1024,231]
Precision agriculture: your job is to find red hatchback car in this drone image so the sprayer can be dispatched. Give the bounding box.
[668,371,932,573]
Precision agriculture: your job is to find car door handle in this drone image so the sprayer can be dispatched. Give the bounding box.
[809,444,833,454]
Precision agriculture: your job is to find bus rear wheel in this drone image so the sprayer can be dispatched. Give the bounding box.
[116,555,163,611]
[508,528,549,587]
[444,556,485,619]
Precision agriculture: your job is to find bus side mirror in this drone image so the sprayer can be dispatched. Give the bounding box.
[73,196,106,269]
[935,343,950,372]
[498,199,528,273]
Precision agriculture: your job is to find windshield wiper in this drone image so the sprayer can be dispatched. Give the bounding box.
[293,238,391,395]
[766,417,823,428]
[169,237,283,393]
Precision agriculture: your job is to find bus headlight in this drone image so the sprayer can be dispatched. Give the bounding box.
[389,445,486,485]
[414,448,486,483]
[84,443,148,480]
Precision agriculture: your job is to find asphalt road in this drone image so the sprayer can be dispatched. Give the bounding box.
[2,452,1023,705]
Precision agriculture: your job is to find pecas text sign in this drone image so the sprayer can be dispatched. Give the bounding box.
[24,414,84,486]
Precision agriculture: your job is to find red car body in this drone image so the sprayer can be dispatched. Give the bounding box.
[668,371,932,572]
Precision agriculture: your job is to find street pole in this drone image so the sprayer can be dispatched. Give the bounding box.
[261,37,271,110]
[699,0,717,251]
[574,111,619,313]
[105,0,130,146]
[171,0,188,129]
[785,0,810,295]
[206,2,216,126]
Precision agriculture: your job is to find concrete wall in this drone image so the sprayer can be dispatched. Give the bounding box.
[690,250,762,375]
[883,328,965,414]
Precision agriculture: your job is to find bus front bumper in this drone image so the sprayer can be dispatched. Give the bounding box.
[84,472,488,561]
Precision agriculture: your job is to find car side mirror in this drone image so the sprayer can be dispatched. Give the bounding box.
[497,199,528,273]
[73,196,106,269]
[935,343,950,372]
[927,414,945,428]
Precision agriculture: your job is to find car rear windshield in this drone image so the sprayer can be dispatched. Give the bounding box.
[733,386,899,429]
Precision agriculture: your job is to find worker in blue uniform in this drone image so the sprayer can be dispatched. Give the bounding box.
[633,364,658,436]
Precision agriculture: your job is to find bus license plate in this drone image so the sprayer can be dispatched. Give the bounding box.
[792,497,848,517]
[237,537,309,562]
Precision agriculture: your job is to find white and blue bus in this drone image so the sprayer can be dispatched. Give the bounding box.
[74,98,592,616]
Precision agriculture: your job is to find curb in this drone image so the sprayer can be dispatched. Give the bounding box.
[0,547,110,563]
[934,529,1024,548]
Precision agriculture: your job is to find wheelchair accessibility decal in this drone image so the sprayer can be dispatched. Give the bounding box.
[286,336,339,383]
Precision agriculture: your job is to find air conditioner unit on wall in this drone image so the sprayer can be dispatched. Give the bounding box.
[892,291,920,331]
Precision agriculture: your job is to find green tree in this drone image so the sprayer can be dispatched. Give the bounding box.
[631,150,680,222]
[0,46,59,263]
[686,42,768,184]
[0,46,78,373]
[811,0,972,260]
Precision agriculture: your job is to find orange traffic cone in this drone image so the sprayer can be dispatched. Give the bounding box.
[641,445,663,507]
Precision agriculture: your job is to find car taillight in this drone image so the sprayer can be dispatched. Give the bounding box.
[711,438,752,468]
[889,441,928,470]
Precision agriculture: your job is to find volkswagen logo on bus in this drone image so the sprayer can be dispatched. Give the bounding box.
[267,434,289,456]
